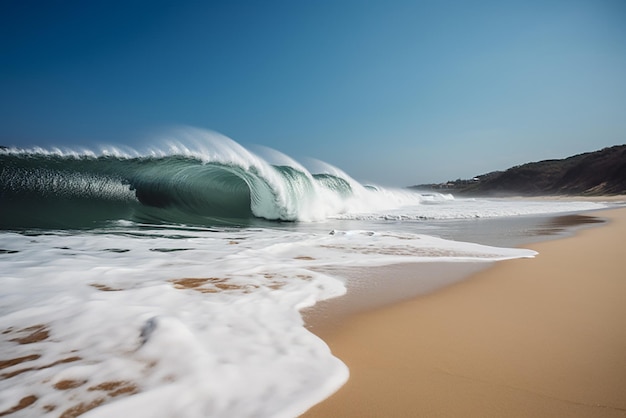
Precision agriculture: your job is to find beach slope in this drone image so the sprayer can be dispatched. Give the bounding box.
[303,208,626,417]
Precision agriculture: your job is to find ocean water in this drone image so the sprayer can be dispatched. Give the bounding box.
[0,129,612,417]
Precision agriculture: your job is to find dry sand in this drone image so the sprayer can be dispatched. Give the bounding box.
[303,207,626,417]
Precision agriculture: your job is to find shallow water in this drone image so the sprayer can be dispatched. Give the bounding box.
[304,211,610,334]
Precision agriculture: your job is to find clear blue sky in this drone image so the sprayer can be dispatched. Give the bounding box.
[1,0,625,185]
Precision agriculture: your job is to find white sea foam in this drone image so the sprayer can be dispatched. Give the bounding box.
[0,223,537,417]
[335,197,609,221]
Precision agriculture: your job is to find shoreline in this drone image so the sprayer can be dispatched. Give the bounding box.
[302,207,626,417]
[303,208,608,336]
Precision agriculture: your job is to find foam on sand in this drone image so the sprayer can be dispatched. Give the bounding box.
[0,226,536,417]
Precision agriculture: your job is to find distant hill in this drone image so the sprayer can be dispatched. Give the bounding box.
[411,145,626,196]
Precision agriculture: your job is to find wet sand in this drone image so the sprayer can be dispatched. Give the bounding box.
[302,207,626,417]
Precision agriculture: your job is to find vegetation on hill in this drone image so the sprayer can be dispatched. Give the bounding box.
[411,145,626,196]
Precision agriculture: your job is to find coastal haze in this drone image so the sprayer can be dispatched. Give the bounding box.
[413,144,626,196]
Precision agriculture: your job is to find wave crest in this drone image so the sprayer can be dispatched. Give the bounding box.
[1,128,432,228]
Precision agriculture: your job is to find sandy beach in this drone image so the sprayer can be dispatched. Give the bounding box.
[303,207,626,417]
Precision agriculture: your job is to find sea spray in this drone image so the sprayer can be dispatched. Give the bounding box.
[0,128,436,228]
[2,128,607,229]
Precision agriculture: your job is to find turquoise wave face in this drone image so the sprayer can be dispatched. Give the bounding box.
[0,151,354,229]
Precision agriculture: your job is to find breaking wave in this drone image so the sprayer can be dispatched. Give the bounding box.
[0,128,433,228]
